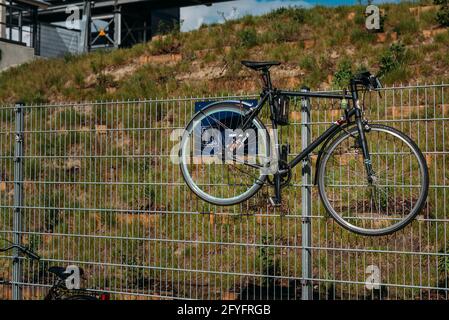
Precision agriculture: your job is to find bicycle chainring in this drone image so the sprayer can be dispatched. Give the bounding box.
[266,160,292,188]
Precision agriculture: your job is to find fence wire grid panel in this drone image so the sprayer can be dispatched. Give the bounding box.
[0,84,448,300]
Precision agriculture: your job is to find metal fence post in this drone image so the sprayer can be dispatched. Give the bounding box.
[300,87,313,300]
[12,102,24,300]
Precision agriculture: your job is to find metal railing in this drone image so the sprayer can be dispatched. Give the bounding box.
[0,83,448,300]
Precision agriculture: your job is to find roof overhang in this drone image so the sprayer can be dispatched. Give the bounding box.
[39,0,230,15]
[16,0,49,9]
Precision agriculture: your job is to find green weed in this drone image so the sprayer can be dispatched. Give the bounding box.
[237,28,259,48]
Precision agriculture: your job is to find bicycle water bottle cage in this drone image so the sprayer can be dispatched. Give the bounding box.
[274,95,290,126]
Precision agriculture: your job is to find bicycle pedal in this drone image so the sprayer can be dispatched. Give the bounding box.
[269,197,282,207]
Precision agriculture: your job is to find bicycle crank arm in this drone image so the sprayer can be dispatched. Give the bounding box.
[269,197,282,207]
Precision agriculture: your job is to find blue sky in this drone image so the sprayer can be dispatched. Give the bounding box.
[180,0,401,31]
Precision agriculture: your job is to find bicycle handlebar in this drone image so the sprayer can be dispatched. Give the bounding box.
[352,71,383,91]
[0,239,41,261]
[20,246,41,260]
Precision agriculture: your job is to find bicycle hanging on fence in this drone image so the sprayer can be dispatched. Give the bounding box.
[179,60,429,236]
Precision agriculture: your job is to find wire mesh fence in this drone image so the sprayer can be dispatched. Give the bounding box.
[0,83,448,300]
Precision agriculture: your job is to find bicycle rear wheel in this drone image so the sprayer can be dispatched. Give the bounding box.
[317,124,429,236]
[179,104,271,206]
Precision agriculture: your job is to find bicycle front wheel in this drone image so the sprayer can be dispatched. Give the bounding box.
[179,104,271,206]
[317,124,429,236]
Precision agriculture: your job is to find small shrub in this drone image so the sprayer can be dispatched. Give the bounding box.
[90,52,106,75]
[223,47,246,77]
[270,43,300,61]
[299,55,317,71]
[437,7,449,26]
[241,14,256,26]
[25,158,41,180]
[289,7,307,23]
[440,252,449,272]
[268,21,298,43]
[257,234,277,287]
[354,11,366,25]
[110,50,127,65]
[43,193,61,233]
[393,19,419,35]
[63,53,77,64]
[237,28,258,48]
[96,73,115,94]
[438,243,449,281]
[333,59,353,89]
[401,34,415,45]
[74,70,85,88]
[378,43,407,77]
[265,6,306,42]
[89,52,115,94]
[434,29,449,43]
[148,34,181,55]
[435,0,449,26]
[267,6,289,18]
[350,28,376,45]
[24,90,48,104]
[328,29,346,47]
[302,69,324,88]
[382,65,410,85]
[306,8,327,28]
[299,54,328,88]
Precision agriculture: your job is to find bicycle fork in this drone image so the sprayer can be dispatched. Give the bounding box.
[355,107,375,184]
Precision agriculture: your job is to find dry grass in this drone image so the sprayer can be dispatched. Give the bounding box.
[0,2,447,104]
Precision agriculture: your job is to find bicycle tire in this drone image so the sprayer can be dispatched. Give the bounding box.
[180,103,271,206]
[317,124,429,236]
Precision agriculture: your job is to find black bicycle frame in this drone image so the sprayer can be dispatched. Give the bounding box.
[234,70,373,204]
[241,88,359,171]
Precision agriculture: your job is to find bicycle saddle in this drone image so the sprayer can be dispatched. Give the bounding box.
[241,60,281,71]
[48,266,84,280]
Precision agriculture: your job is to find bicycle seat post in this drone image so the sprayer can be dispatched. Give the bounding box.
[260,68,273,91]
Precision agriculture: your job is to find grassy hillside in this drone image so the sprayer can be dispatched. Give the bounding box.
[0,1,448,104]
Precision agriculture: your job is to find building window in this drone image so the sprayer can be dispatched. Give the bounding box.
[0,0,37,47]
